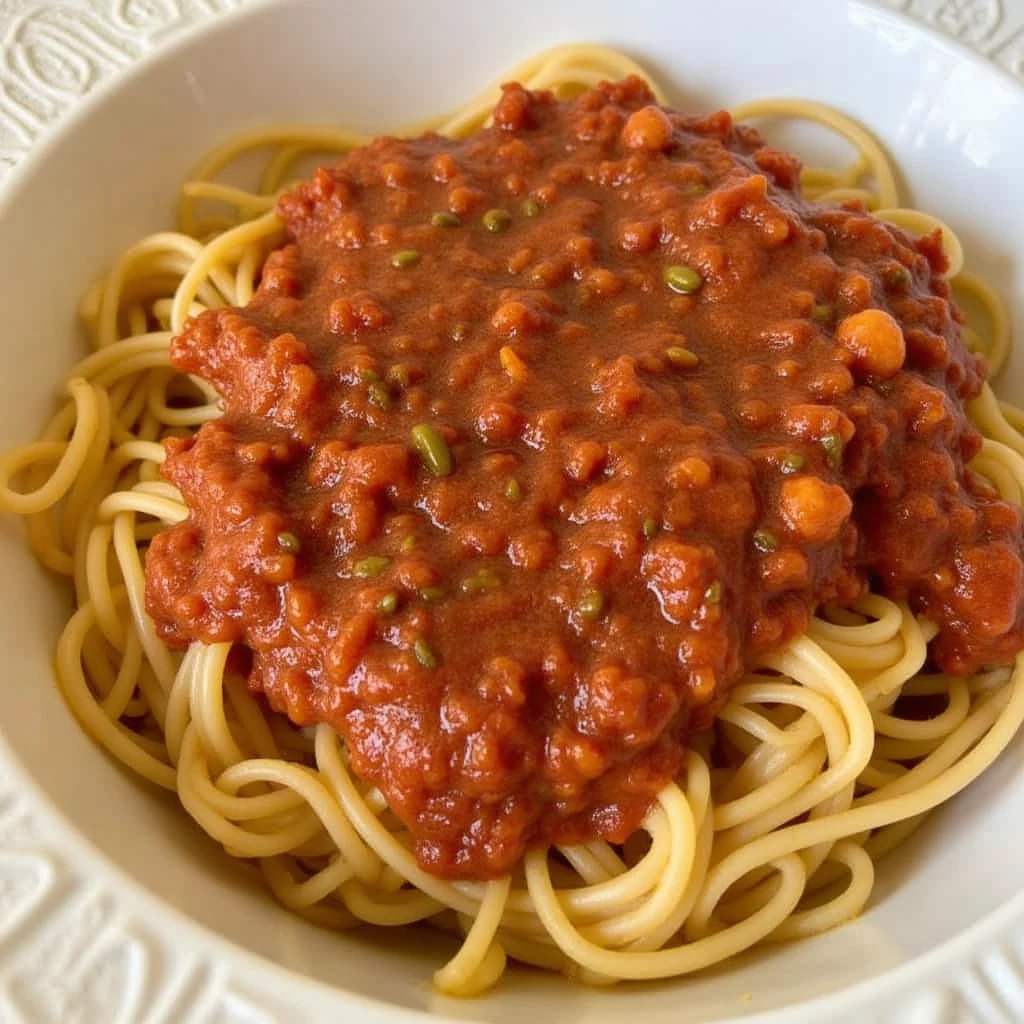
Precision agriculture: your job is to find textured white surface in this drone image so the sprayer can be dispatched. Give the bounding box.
[1,2,1024,1022]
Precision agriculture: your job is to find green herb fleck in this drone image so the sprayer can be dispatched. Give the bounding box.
[821,432,843,470]
[461,567,502,594]
[704,580,722,604]
[431,211,462,228]
[400,535,416,553]
[276,530,301,554]
[780,452,806,475]
[885,265,911,290]
[410,423,453,477]
[812,303,833,326]
[353,555,390,578]
[642,517,658,539]
[753,530,778,554]
[482,208,512,233]
[413,637,438,669]
[505,478,523,501]
[391,249,421,269]
[377,592,398,614]
[663,264,704,295]
[419,586,445,603]
[579,589,605,620]
[522,198,543,217]
[367,381,391,410]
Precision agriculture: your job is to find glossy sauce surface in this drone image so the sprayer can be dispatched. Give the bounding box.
[146,79,1024,878]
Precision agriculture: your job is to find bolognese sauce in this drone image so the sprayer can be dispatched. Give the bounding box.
[145,77,1024,879]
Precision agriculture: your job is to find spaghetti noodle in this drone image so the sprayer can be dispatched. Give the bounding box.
[1,44,1023,996]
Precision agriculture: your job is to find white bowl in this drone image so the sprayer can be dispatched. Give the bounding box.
[1,1,1023,1020]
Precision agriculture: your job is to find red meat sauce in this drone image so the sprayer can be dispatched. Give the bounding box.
[146,77,1024,879]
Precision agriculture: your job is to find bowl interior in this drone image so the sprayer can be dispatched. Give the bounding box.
[1,0,1023,1021]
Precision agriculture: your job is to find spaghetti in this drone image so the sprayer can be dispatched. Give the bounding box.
[1,44,1023,996]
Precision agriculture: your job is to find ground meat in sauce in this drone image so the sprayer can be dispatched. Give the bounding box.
[145,77,1024,880]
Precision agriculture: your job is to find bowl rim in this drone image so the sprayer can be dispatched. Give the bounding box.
[0,0,1022,1019]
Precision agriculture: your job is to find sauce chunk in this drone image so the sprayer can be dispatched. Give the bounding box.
[146,78,1024,878]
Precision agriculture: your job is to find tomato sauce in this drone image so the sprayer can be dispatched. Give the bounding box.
[146,78,1024,878]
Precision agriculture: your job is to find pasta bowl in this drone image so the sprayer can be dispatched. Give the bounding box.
[0,0,1023,1021]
